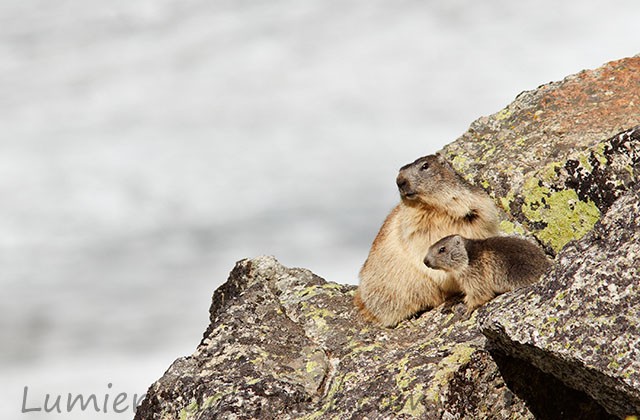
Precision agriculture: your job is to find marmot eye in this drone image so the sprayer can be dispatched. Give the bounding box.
[438,246,446,253]
[420,162,430,171]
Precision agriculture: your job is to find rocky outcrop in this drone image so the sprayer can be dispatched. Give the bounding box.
[136,56,640,419]
[135,256,610,419]
[443,56,640,254]
[479,180,640,418]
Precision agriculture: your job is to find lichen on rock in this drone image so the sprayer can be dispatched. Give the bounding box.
[135,56,640,419]
[479,181,640,418]
[136,256,541,419]
[443,56,640,253]
[136,255,614,419]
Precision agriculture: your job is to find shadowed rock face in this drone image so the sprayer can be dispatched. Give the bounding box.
[136,56,640,419]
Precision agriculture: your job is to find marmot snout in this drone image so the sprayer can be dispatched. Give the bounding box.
[395,155,467,208]
[424,235,468,271]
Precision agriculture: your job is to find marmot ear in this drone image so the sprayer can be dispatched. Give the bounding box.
[454,235,463,245]
[435,153,446,164]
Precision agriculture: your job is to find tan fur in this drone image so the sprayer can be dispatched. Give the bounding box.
[425,235,551,314]
[356,154,499,327]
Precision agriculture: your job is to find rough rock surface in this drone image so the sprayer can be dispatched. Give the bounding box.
[479,181,640,418]
[136,56,640,419]
[136,256,610,419]
[441,55,640,419]
[443,56,640,254]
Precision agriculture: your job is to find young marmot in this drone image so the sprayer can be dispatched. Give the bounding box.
[355,154,499,327]
[424,234,551,314]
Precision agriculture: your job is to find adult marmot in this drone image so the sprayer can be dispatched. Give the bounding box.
[424,234,550,314]
[354,154,499,327]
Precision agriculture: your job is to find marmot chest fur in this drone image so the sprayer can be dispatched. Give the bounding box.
[355,154,499,327]
[424,234,551,313]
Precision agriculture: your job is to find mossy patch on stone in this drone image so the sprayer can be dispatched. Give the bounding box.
[520,176,601,252]
[499,220,527,236]
[495,107,513,121]
[178,400,200,420]
[426,345,477,403]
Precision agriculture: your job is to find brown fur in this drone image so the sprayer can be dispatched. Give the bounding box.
[355,154,499,327]
[425,234,551,314]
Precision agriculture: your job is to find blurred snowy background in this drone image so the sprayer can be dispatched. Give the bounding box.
[2,0,639,417]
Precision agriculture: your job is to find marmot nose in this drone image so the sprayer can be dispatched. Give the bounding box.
[396,175,408,190]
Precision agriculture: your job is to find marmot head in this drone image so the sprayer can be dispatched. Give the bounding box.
[396,154,470,208]
[424,234,469,272]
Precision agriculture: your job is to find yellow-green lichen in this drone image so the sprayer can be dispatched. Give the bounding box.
[202,394,221,409]
[449,154,471,174]
[499,190,517,214]
[379,394,402,411]
[296,282,344,301]
[499,220,527,236]
[495,107,513,121]
[541,161,564,180]
[321,282,345,291]
[521,176,601,252]
[300,300,335,318]
[426,345,476,403]
[297,371,356,420]
[209,323,229,335]
[310,314,328,332]
[297,285,321,299]
[441,323,457,338]
[349,342,381,354]
[322,371,356,401]
[577,152,594,172]
[298,409,327,420]
[312,308,335,319]
[624,165,635,178]
[399,384,425,417]
[179,400,199,420]
[592,142,609,166]
[250,349,269,365]
[337,355,425,415]
[298,302,334,332]
[394,356,413,390]
[483,144,498,159]
[306,360,319,373]
[538,315,561,336]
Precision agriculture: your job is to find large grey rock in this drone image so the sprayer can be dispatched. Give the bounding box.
[135,256,610,419]
[136,56,640,419]
[443,56,640,254]
[479,181,640,418]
